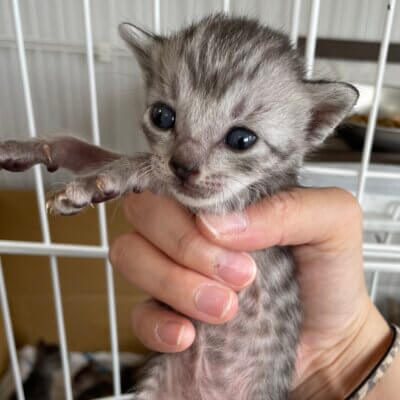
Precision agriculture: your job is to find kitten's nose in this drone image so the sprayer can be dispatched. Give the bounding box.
[169,159,199,182]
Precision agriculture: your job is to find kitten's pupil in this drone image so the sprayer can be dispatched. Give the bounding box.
[151,102,175,130]
[225,127,257,151]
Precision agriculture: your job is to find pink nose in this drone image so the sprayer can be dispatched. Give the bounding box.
[169,159,199,182]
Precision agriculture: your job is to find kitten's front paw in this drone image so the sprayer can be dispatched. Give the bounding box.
[0,139,56,172]
[46,172,121,215]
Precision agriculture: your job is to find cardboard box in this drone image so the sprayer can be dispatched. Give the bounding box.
[0,191,150,376]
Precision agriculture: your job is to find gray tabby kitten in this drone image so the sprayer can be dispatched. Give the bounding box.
[0,15,358,400]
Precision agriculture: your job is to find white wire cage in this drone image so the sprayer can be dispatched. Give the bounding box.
[0,0,399,399]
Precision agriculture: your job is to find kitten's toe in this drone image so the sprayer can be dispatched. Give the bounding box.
[46,173,122,215]
[46,193,82,216]
[46,180,92,215]
[92,174,120,203]
[64,180,92,208]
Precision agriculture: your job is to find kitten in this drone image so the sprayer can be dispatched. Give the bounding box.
[9,341,61,400]
[0,14,358,400]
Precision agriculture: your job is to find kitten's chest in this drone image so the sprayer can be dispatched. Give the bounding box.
[157,246,299,399]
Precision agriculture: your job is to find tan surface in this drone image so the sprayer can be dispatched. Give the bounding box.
[0,190,149,376]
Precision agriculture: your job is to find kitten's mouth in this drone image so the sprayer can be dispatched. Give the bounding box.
[172,177,222,199]
[174,181,209,198]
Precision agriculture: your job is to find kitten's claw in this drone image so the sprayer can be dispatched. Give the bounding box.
[46,200,52,214]
[93,175,120,202]
[96,176,106,193]
[46,172,122,215]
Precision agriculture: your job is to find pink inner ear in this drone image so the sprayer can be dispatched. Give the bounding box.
[306,103,341,144]
[304,81,358,146]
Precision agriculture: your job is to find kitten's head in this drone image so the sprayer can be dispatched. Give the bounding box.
[120,15,358,212]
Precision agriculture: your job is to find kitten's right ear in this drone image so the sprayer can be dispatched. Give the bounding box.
[119,22,161,71]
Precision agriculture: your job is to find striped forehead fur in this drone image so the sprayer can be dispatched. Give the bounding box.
[150,14,304,101]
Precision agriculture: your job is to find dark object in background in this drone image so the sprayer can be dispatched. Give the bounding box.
[9,341,61,400]
[73,360,114,399]
[8,341,138,400]
[386,297,400,326]
[74,359,136,399]
[338,83,400,153]
[338,121,400,152]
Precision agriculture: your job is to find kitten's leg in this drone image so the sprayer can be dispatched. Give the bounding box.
[0,136,121,174]
[0,136,156,215]
[46,154,155,215]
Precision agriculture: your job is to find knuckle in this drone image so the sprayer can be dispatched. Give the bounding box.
[338,188,363,228]
[270,190,300,220]
[122,193,145,226]
[156,264,181,297]
[131,300,149,328]
[269,190,301,244]
[131,307,147,343]
[175,229,202,265]
[330,187,363,222]
[157,270,173,294]
[109,233,134,269]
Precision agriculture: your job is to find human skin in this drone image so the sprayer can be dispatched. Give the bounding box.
[110,187,397,399]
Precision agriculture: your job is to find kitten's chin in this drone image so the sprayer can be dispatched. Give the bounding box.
[170,188,227,213]
[169,186,249,214]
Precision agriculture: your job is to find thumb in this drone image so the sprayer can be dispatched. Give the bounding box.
[196,187,361,252]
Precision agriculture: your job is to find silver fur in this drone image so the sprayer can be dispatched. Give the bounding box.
[0,14,358,400]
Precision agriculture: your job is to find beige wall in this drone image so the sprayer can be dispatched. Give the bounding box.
[0,190,149,376]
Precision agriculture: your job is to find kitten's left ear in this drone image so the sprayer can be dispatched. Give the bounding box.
[119,22,162,71]
[304,80,359,146]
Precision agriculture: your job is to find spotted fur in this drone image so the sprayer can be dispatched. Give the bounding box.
[117,14,358,400]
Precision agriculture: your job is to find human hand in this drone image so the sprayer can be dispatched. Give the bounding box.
[110,187,392,399]
[110,191,256,351]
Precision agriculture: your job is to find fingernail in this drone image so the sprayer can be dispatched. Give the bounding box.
[156,321,185,346]
[194,285,232,318]
[199,212,248,236]
[217,252,256,287]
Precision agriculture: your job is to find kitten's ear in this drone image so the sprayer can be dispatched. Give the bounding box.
[304,80,359,146]
[119,22,162,71]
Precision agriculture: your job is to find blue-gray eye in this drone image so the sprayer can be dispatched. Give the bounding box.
[151,102,175,130]
[225,127,257,150]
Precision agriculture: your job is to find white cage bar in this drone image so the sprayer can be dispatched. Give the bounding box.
[0,0,400,399]
[153,0,161,35]
[9,0,73,398]
[0,258,25,400]
[223,0,231,14]
[1,239,400,269]
[290,0,301,48]
[356,0,397,301]
[304,0,320,78]
[82,0,121,395]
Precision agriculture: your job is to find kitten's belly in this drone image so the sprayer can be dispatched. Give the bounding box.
[134,247,301,400]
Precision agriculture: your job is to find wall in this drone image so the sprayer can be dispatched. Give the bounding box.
[0,0,399,189]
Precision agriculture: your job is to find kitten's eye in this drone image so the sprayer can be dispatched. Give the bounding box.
[225,127,257,151]
[150,102,175,130]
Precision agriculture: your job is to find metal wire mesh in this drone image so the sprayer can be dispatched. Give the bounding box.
[0,0,398,399]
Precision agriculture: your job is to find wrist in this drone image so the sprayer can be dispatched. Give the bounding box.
[291,301,392,400]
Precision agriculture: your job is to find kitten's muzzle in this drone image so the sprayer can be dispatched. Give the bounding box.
[169,159,200,183]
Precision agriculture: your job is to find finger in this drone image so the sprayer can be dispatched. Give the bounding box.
[132,299,195,352]
[122,191,256,290]
[110,232,238,324]
[196,187,362,252]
